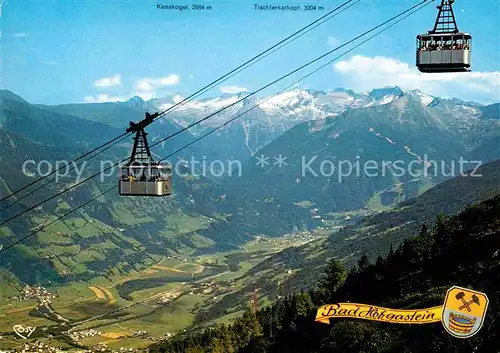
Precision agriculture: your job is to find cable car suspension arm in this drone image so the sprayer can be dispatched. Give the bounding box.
[431,0,459,34]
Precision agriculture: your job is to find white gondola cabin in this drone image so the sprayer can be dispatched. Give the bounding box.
[416,0,471,73]
[119,113,172,196]
[119,163,172,196]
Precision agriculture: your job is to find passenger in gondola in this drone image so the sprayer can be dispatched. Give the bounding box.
[416,1,471,73]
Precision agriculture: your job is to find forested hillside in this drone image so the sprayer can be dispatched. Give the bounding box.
[2,89,499,285]
[150,193,500,353]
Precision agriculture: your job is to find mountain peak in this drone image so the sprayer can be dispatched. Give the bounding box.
[368,86,404,100]
[125,95,150,111]
[234,91,251,100]
[0,90,29,104]
[127,96,144,104]
[305,88,327,96]
[408,89,436,106]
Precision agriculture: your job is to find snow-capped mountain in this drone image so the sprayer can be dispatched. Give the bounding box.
[144,86,470,131]
[127,87,497,162]
[217,87,500,237]
[144,86,414,138]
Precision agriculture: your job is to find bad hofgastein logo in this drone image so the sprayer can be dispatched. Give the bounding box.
[442,286,489,338]
[316,286,489,338]
[315,304,443,325]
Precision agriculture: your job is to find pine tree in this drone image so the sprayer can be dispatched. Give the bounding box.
[388,243,395,259]
[317,258,347,301]
[357,253,371,272]
[419,223,429,237]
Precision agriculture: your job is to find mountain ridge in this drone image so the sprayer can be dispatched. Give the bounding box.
[1,87,498,284]
[151,190,500,352]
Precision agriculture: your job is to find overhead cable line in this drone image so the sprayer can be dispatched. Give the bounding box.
[0,0,430,229]
[144,0,431,153]
[144,0,357,121]
[0,134,130,214]
[155,1,433,164]
[0,0,359,214]
[0,0,356,207]
[0,132,128,205]
[0,0,431,255]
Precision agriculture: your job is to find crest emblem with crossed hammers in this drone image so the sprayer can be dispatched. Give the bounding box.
[455,291,480,312]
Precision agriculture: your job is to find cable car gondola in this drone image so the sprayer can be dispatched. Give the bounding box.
[416,0,471,73]
[119,112,172,196]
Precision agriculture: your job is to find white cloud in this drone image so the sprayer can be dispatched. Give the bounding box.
[83,94,127,103]
[327,36,340,47]
[13,32,28,37]
[333,55,500,103]
[136,74,180,91]
[219,86,248,94]
[133,74,180,100]
[160,75,179,85]
[94,74,121,88]
[136,80,152,91]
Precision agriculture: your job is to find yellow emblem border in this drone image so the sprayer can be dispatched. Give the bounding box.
[441,285,489,339]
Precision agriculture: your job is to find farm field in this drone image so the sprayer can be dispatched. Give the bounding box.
[0,230,326,351]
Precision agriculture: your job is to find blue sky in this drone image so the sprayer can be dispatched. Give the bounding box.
[2,0,500,104]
